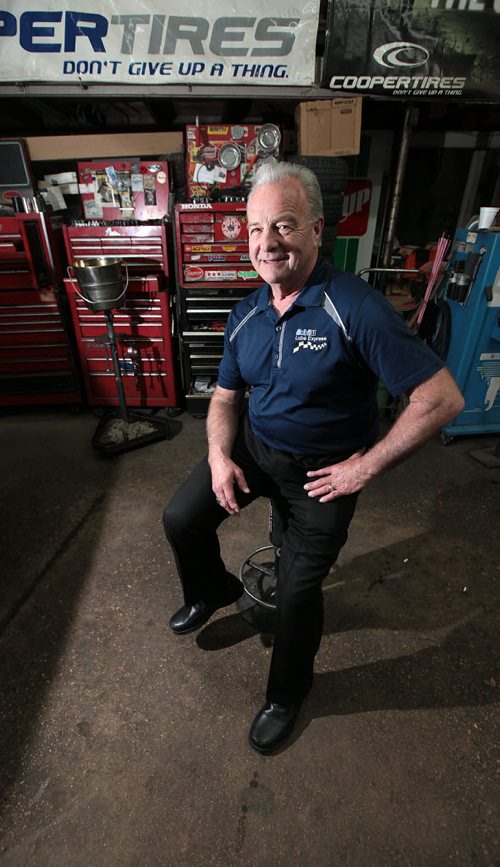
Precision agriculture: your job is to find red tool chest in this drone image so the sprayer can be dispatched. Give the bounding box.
[0,213,81,405]
[175,203,259,287]
[174,202,260,410]
[64,223,178,408]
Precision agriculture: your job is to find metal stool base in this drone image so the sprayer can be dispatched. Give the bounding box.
[239,544,277,610]
[237,544,278,631]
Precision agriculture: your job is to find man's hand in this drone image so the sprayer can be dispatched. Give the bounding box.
[210,454,250,515]
[206,384,249,515]
[305,369,464,503]
[304,450,367,502]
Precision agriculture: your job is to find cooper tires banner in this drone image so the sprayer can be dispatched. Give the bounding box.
[324,0,500,100]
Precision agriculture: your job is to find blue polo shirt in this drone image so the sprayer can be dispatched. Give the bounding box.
[218,256,443,456]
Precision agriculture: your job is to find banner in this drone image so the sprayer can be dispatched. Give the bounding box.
[0,0,320,85]
[324,0,500,101]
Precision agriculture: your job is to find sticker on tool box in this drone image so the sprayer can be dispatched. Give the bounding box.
[187,255,227,262]
[214,215,248,241]
[182,223,214,234]
[220,215,242,238]
[238,270,259,280]
[184,244,239,253]
[183,266,206,281]
[184,267,238,281]
[192,164,226,185]
[183,265,258,281]
[180,212,216,223]
[181,234,214,243]
[185,253,251,263]
[177,203,214,211]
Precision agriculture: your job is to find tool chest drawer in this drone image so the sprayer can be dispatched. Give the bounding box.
[0,214,81,405]
[63,224,170,282]
[74,298,166,338]
[175,203,258,288]
[0,292,73,356]
[0,290,80,403]
[79,360,172,406]
[0,216,61,290]
[185,294,245,319]
[182,332,224,375]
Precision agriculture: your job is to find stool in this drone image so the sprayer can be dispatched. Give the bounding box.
[236,499,283,631]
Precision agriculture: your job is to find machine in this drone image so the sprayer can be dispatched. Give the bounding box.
[439,228,500,442]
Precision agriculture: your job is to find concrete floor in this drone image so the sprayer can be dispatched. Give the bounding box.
[0,407,498,866]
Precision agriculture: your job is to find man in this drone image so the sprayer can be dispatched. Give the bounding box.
[164,162,464,754]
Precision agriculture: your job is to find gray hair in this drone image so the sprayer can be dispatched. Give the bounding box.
[248,160,323,221]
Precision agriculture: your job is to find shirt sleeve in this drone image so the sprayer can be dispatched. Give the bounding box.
[217,312,246,390]
[351,289,444,396]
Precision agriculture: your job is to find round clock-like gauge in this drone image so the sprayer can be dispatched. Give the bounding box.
[221,216,242,238]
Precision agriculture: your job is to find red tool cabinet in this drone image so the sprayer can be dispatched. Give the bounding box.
[174,202,260,411]
[64,223,178,408]
[0,213,81,405]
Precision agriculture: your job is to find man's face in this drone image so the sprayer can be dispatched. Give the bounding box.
[247,178,323,294]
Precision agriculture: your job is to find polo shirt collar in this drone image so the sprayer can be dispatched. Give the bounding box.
[254,256,333,312]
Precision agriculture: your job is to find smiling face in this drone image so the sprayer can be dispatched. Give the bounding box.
[247,178,323,296]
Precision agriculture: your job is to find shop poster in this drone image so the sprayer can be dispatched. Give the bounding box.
[325,0,500,100]
[0,0,320,85]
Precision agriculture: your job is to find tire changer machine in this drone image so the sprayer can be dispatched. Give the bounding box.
[438,225,500,449]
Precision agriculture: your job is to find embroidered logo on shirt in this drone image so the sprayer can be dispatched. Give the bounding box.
[292,328,328,353]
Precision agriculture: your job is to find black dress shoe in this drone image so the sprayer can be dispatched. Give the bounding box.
[249,701,301,753]
[169,574,243,635]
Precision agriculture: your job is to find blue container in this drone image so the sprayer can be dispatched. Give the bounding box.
[441,229,500,441]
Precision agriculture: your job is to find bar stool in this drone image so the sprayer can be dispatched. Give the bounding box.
[236,500,283,630]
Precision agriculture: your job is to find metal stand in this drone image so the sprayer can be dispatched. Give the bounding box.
[105,309,129,425]
[71,256,175,456]
[91,307,173,456]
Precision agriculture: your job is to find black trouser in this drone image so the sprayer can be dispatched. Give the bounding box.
[163,417,358,704]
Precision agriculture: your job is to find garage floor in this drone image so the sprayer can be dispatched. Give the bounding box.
[0,407,498,866]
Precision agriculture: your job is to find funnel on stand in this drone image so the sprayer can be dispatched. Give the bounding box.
[69,258,175,455]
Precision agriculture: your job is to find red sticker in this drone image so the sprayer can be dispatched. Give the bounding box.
[184,266,205,281]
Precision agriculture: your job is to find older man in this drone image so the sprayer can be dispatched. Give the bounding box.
[164,162,464,753]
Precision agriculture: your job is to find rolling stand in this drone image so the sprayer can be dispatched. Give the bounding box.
[70,257,174,455]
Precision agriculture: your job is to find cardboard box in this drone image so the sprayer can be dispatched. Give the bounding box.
[23,131,183,161]
[295,98,362,157]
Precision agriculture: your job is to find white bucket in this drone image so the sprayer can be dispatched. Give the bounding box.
[478,207,499,230]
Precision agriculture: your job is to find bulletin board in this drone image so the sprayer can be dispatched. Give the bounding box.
[77,159,170,221]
